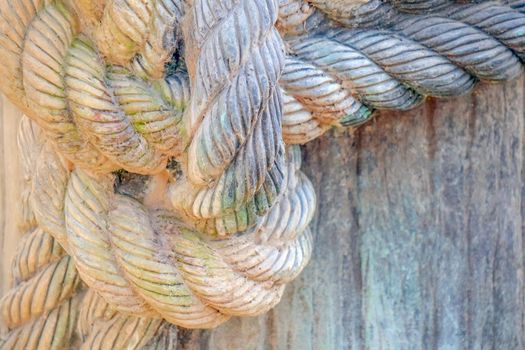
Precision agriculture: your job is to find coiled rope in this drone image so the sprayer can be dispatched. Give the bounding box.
[0,1,188,175]
[78,289,178,350]
[169,0,288,236]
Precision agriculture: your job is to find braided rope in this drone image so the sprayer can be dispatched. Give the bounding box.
[275,0,525,142]
[387,14,523,81]
[78,290,164,350]
[0,117,81,350]
[78,288,178,349]
[281,57,372,126]
[282,92,328,144]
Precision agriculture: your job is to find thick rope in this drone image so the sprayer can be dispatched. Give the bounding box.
[3,0,525,345]
[0,117,81,350]
[77,289,179,350]
[78,290,167,350]
[4,1,525,149]
[276,0,525,143]
[0,1,188,175]
[57,145,314,327]
[171,0,287,236]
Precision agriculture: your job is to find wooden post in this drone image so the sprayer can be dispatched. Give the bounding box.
[1,77,524,348]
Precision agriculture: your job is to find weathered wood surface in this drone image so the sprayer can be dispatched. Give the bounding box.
[0,96,23,298]
[1,77,525,349]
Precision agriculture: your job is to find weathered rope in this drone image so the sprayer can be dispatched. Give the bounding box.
[3,0,525,344]
[0,1,188,175]
[170,0,287,236]
[0,117,81,350]
[78,290,174,350]
[5,1,525,149]
[275,0,525,143]
[23,125,314,338]
[27,126,314,329]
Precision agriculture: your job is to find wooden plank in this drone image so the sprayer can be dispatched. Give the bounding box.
[0,98,23,296]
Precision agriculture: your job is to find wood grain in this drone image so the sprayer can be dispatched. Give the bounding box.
[0,97,23,297]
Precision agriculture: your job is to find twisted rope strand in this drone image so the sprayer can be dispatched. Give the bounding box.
[19,2,115,171]
[131,0,185,80]
[1,1,189,175]
[325,28,475,97]
[5,0,525,344]
[64,37,167,174]
[57,145,314,327]
[0,117,81,350]
[176,0,286,235]
[387,13,523,81]
[78,289,178,350]
[282,91,328,144]
[391,2,525,60]
[281,57,372,126]
[279,0,525,143]
[289,35,423,110]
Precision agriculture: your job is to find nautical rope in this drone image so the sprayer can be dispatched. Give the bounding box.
[23,117,314,338]
[275,0,525,143]
[172,0,287,235]
[4,1,525,148]
[0,117,81,350]
[3,0,525,345]
[0,1,188,175]
[78,290,172,350]
[26,142,314,329]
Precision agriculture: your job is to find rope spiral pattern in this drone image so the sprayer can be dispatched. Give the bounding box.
[171,0,287,236]
[78,289,176,350]
[0,117,80,350]
[277,0,525,143]
[27,141,314,329]
[2,0,525,348]
[1,0,188,174]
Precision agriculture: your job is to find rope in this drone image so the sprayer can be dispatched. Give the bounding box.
[78,288,179,350]
[0,117,81,350]
[0,1,188,175]
[276,0,525,143]
[3,0,525,345]
[56,144,314,327]
[171,0,287,235]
